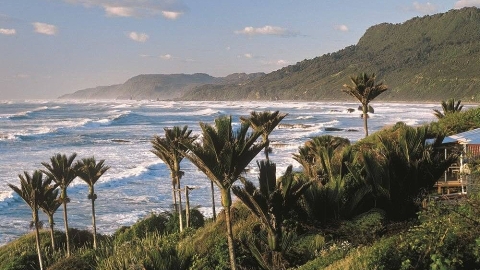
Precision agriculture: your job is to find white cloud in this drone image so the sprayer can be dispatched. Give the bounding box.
[454,0,480,8]
[128,31,149,42]
[0,28,16,35]
[160,54,172,60]
[261,59,290,66]
[32,22,58,35]
[63,0,187,18]
[162,11,183,20]
[276,60,289,66]
[235,25,294,36]
[105,5,135,17]
[334,24,349,32]
[244,53,253,59]
[413,2,438,14]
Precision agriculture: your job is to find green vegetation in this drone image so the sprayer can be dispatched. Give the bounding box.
[3,98,480,269]
[75,157,110,250]
[342,73,388,137]
[184,7,480,102]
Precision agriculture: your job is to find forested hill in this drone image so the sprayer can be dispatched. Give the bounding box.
[182,7,480,102]
[59,73,264,100]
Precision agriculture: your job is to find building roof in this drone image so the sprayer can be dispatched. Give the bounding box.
[443,128,480,144]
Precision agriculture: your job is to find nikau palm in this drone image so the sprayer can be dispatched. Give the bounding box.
[433,98,463,119]
[342,73,388,137]
[241,111,287,161]
[39,187,61,250]
[151,126,196,231]
[76,157,110,249]
[41,153,78,257]
[179,115,266,270]
[233,161,311,252]
[8,170,55,270]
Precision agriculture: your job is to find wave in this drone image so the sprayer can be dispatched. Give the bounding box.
[7,106,51,120]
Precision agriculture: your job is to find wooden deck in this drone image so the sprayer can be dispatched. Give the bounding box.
[434,180,465,194]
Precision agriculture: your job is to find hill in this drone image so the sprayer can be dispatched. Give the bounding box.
[60,7,480,102]
[59,73,264,100]
[183,7,480,102]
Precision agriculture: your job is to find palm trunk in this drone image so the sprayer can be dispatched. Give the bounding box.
[185,187,190,228]
[221,188,237,270]
[363,104,369,137]
[210,180,216,221]
[177,176,184,232]
[172,180,177,212]
[48,215,55,250]
[34,210,44,270]
[91,189,97,250]
[264,139,270,161]
[62,189,71,257]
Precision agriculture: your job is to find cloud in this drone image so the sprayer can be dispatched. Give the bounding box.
[160,54,172,60]
[244,53,253,59]
[276,60,289,66]
[32,22,58,35]
[235,25,295,36]
[128,31,149,42]
[105,5,135,17]
[334,24,349,32]
[412,2,438,14]
[0,28,16,35]
[63,0,187,18]
[261,59,290,66]
[161,11,183,20]
[454,0,480,8]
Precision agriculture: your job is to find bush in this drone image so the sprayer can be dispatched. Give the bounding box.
[113,212,169,243]
[336,208,386,245]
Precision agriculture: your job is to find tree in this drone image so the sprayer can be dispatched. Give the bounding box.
[379,123,459,219]
[75,157,110,249]
[232,161,311,252]
[433,98,463,119]
[240,111,288,161]
[179,115,266,270]
[8,170,56,270]
[151,126,196,230]
[342,73,388,137]
[41,153,78,257]
[293,135,350,185]
[39,187,61,250]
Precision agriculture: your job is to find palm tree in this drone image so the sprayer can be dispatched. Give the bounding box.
[240,111,288,161]
[293,135,350,185]
[433,98,463,119]
[151,126,196,231]
[342,73,388,137]
[232,161,311,252]
[75,157,110,249]
[179,115,265,270]
[39,187,61,250]
[41,153,78,257]
[8,170,55,270]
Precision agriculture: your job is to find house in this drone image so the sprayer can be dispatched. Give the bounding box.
[438,128,480,194]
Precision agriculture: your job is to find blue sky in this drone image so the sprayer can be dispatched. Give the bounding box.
[1,0,479,99]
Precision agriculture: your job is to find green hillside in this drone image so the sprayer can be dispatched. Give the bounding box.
[183,7,480,102]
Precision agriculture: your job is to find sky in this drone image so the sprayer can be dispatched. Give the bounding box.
[1,0,480,99]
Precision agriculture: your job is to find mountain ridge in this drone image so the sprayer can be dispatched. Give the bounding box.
[61,7,480,102]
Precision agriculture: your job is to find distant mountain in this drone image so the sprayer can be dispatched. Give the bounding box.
[59,73,265,100]
[183,7,480,102]
[61,7,480,102]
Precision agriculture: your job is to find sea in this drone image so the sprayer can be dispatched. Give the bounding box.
[0,100,439,245]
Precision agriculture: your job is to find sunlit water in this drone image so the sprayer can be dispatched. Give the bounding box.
[0,100,439,245]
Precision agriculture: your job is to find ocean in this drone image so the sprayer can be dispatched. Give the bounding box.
[0,100,438,245]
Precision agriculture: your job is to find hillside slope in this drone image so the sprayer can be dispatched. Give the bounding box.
[60,73,264,100]
[183,7,480,102]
